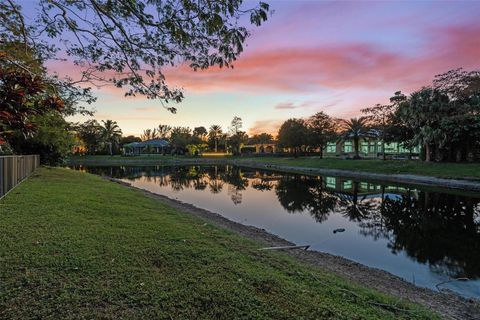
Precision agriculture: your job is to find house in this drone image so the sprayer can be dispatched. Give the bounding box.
[324,130,420,159]
[123,139,170,155]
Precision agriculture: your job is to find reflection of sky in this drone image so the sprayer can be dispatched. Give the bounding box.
[119,171,480,299]
[17,0,480,135]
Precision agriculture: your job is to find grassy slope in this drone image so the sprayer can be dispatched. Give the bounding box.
[69,155,480,179]
[0,168,436,319]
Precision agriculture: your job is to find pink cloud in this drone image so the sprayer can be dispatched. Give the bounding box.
[247,119,284,136]
[163,21,480,95]
[48,18,480,120]
[273,100,339,110]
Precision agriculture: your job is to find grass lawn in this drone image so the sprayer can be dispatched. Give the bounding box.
[69,154,480,180]
[0,167,436,319]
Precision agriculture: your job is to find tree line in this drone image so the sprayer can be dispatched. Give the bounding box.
[277,69,480,162]
[75,115,275,156]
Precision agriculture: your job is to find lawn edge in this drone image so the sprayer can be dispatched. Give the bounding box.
[103,175,480,320]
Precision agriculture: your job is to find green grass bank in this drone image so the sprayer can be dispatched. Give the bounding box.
[0,167,436,319]
[69,155,480,180]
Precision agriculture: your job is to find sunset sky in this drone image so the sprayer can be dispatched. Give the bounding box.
[60,0,480,136]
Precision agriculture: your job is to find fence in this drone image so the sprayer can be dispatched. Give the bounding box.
[0,155,40,199]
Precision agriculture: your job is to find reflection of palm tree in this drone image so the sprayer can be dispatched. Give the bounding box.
[156,124,171,139]
[336,182,376,222]
[223,166,248,190]
[275,175,337,223]
[252,179,273,191]
[209,179,224,194]
[193,177,208,190]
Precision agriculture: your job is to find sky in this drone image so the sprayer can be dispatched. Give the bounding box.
[48,0,480,136]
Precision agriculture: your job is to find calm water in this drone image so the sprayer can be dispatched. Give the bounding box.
[71,165,480,299]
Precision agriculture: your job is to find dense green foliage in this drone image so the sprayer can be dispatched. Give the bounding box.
[275,68,480,162]
[277,118,310,156]
[0,43,91,162]
[307,112,337,158]
[0,168,436,319]
[9,113,75,165]
[76,119,123,155]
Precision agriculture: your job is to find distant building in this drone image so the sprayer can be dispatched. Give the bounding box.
[123,139,170,155]
[241,140,277,154]
[324,130,420,159]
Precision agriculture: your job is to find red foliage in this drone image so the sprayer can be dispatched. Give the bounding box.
[0,66,64,141]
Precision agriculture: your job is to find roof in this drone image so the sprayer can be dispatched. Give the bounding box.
[124,139,169,148]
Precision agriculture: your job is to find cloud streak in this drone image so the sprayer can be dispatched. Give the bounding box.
[164,20,480,95]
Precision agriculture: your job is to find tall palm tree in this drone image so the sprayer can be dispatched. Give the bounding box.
[208,125,222,152]
[340,117,369,159]
[156,124,171,139]
[141,128,157,141]
[101,120,122,156]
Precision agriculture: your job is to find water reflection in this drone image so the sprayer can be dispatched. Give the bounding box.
[71,165,480,297]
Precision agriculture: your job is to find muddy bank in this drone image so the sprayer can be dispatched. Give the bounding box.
[109,177,479,320]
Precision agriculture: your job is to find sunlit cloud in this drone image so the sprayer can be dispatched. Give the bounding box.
[49,1,480,136]
[248,119,284,136]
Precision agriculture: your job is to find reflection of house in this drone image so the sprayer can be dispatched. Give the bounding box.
[123,139,170,155]
[324,130,420,159]
[324,176,415,198]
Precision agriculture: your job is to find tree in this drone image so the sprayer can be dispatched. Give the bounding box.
[100,120,122,155]
[228,116,246,155]
[77,120,103,154]
[170,126,192,154]
[361,103,396,160]
[277,118,309,157]
[389,69,480,162]
[432,69,480,161]
[0,58,66,146]
[156,124,171,139]
[307,111,336,158]
[120,135,141,147]
[249,133,273,145]
[9,112,75,164]
[208,125,223,152]
[397,88,449,162]
[2,0,270,112]
[229,131,248,155]
[193,126,208,140]
[339,117,370,159]
[229,116,243,135]
[141,129,156,141]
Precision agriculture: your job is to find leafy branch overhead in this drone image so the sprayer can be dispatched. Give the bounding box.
[1,0,271,113]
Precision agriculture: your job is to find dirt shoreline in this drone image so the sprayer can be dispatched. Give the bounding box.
[70,158,480,192]
[108,177,479,320]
